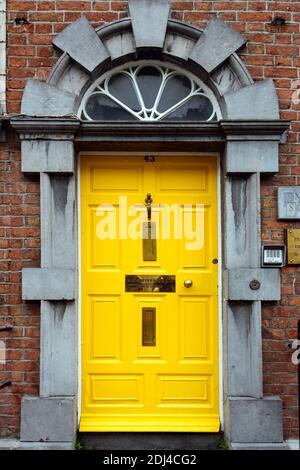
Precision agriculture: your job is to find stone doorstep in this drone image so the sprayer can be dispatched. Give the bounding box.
[78,431,221,450]
[0,438,291,451]
[0,438,74,450]
[230,442,290,450]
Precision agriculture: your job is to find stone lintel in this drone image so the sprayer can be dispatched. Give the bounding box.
[10,118,289,142]
[11,117,80,136]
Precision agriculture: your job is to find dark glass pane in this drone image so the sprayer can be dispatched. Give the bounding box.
[85,94,136,120]
[108,73,140,111]
[164,95,215,121]
[157,75,191,113]
[136,67,162,109]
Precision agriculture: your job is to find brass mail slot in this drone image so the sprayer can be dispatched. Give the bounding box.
[143,221,157,261]
[125,275,176,292]
[142,307,156,346]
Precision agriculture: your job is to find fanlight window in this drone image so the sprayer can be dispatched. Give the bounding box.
[79,62,219,122]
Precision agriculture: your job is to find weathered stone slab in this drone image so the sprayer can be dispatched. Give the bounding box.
[20,396,76,442]
[22,140,74,173]
[22,268,74,300]
[225,140,279,174]
[53,16,109,73]
[54,63,89,96]
[164,33,195,61]
[41,174,75,269]
[21,80,76,116]
[224,174,261,269]
[189,18,246,73]
[129,0,170,48]
[225,302,262,398]
[224,79,279,120]
[0,439,74,450]
[228,268,280,301]
[230,442,289,450]
[225,397,283,443]
[104,32,136,61]
[40,301,76,397]
[211,63,241,96]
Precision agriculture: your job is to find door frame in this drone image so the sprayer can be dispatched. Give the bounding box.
[77,151,223,431]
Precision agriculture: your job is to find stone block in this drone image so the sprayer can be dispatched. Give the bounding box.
[40,301,77,397]
[224,174,261,269]
[225,397,284,443]
[22,268,75,301]
[41,174,75,269]
[225,302,262,398]
[225,141,279,174]
[53,16,109,73]
[211,63,241,96]
[21,140,74,173]
[230,442,289,450]
[104,32,136,61]
[21,80,76,117]
[53,63,89,97]
[0,438,74,450]
[224,79,279,120]
[129,0,170,49]
[164,33,195,61]
[228,268,280,301]
[189,18,246,74]
[20,396,76,443]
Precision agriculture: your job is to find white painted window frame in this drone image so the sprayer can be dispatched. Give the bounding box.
[79,60,221,123]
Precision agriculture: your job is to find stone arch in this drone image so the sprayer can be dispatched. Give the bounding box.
[21,4,279,121]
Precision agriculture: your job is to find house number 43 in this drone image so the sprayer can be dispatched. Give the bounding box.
[144,155,156,162]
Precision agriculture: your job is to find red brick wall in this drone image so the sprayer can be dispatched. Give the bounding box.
[0,0,299,439]
[0,134,40,437]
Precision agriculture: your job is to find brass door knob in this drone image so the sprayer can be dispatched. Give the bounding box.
[184,279,193,288]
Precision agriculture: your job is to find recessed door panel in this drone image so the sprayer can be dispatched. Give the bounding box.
[90,296,120,361]
[157,375,209,405]
[179,297,209,362]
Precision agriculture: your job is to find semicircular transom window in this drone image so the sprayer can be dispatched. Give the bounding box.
[79,61,220,122]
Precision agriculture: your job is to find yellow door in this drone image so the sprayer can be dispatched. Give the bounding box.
[80,155,219,432]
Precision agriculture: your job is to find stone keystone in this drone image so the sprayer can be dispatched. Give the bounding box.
[129,0,171,49]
